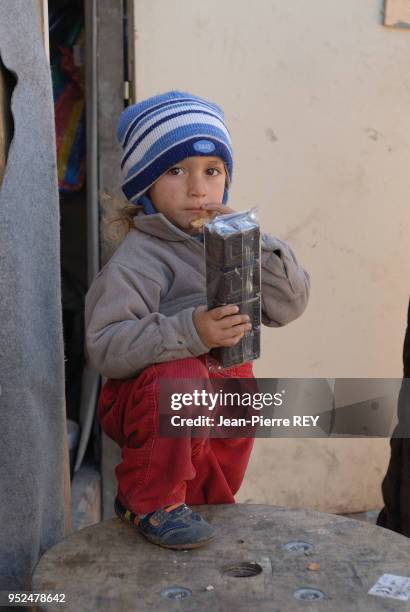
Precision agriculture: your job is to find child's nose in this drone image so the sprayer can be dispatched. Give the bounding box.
[188,174,206,197]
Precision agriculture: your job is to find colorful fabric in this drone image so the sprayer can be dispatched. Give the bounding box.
[52,27,85,192]
[117,91,233,205]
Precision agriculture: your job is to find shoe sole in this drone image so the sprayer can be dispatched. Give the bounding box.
[115,508,215,550]
[139,530,216,550]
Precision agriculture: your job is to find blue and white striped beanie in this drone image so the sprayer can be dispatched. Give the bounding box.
[117,91,233,212]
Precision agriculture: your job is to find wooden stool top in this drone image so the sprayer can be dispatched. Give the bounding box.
[33,504,410,611]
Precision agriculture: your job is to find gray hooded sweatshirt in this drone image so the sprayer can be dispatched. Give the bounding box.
[85,213,310,379]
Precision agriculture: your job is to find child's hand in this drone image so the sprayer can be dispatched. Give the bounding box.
[193,305,252,348]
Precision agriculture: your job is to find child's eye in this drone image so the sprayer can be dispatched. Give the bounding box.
[168,167,184,176]
[206,167,222,176]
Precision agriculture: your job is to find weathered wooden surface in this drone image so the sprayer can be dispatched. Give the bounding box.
[96,0,125,266]
[32,504,410,611]
[63,423,72,537]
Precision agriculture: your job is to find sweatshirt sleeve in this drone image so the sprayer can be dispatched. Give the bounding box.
[84,262,209,378]
[260,233,310,327]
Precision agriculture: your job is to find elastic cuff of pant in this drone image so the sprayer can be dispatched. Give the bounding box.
[124,495,186,516]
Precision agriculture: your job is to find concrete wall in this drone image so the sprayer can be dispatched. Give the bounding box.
[131,0,410,511]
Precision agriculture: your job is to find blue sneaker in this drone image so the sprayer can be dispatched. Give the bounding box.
[114,497,215,550]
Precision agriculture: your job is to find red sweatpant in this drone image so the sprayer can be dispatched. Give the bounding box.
[98,355,255,514]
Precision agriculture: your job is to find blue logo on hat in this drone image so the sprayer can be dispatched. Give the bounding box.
[193,140,216,153]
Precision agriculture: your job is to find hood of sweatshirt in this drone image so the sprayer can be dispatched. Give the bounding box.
[133,212,202,243]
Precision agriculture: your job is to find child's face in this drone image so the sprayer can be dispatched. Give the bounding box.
[148,156,227,234]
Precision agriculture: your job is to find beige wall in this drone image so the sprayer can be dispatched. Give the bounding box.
[131,0,410,511]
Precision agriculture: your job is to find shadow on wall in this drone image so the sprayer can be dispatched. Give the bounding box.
[0,55,16,185]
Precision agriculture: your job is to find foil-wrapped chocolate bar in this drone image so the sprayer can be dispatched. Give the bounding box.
[206,264,260,305]
[204,209,261,368]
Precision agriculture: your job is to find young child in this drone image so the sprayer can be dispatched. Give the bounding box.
[85,91,310,550]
